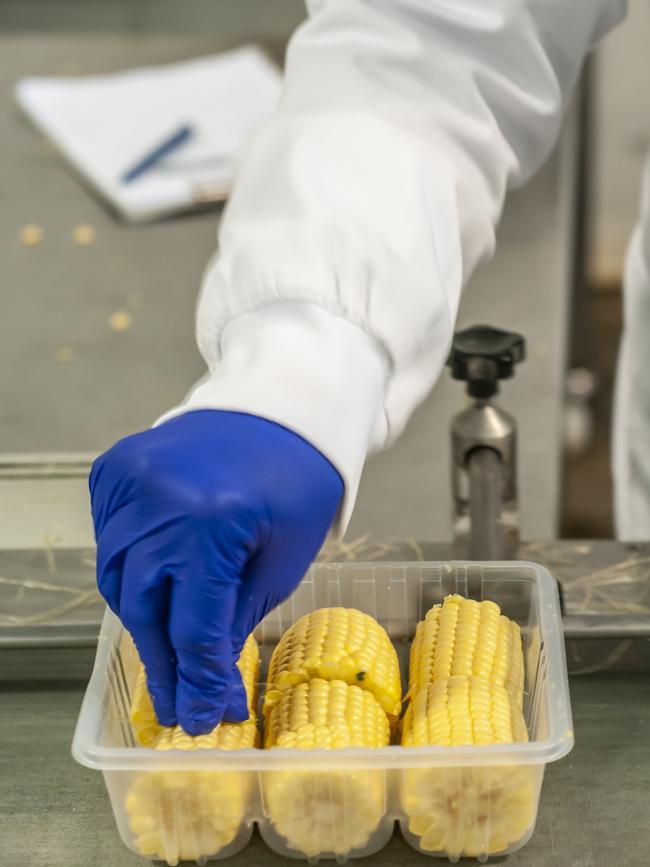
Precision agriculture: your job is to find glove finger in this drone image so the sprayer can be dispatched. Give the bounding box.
[95,520,130,616]
[89,446,134,537]
[222,631,255,722]
[89,453,112,538]
[95,504,170,615]
[169,564,241,736]
[222,659,249,723]
[118,539,178,727]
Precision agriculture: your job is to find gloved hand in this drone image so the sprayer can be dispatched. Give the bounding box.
[90,409,343,735]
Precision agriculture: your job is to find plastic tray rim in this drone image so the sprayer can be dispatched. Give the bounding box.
[72,560,574,772]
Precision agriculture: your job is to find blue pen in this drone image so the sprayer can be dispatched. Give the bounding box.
[120,123,194,184]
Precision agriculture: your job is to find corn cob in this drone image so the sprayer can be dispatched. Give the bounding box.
[402,761,538,859]
[265,678,390,750]
[401,676,534,858]
[263,679,389,857]
[130,632,260,747]
[408,595,525,708]
[402,596,534,858]
[125,634,260,865]
[401,675,528,748]
[265,606,401,719]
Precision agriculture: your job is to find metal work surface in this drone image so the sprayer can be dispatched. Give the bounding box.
[0,33,576,545]
[1,673,647,867]
[3,538,649,667]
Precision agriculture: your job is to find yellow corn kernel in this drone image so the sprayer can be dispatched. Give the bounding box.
[401,676,527,748]
[408,595,524,707]
[486,613,526,709]
[130,632,259,747]
[125,635,260,865]
[265,678,389,750]
[263,679,389,857]
[401,675,534,858]
[265,607,401,719]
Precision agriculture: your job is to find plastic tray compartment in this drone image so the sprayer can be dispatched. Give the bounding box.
[72,561,573,864]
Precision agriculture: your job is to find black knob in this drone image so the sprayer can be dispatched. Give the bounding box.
[447,325,525,398]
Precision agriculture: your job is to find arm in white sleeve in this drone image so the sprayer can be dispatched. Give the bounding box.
[170,0,626,528]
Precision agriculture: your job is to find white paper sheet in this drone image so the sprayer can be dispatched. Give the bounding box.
[15,46,282,222]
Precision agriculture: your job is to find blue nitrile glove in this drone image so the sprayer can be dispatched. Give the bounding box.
[90,410,343,736]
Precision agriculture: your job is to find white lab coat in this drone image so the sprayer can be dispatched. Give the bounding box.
[163,0,646,537]
[614,158,650,539]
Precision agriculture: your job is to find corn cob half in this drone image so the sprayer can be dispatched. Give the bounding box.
[263,679,389,857]
[408,595,525,708]
[402,594,534,859]
[130,632,260,747]
[401,675,528,748]
[401,676,534,857]
[125,634,260,865]
[265,607,401,719]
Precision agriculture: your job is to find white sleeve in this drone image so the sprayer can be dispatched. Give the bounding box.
[167,0,626,529]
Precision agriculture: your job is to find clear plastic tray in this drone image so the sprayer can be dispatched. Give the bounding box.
[72,561,573,864]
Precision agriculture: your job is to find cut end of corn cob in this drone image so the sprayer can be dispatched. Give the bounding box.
[125,768,250,866]
[263,679,388,857]
[408,595,524,707]
[402,764,538,858]
[125,634,260,864]
[265,607,401,719]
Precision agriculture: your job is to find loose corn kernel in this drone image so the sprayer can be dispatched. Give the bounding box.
[265,607,401,719]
